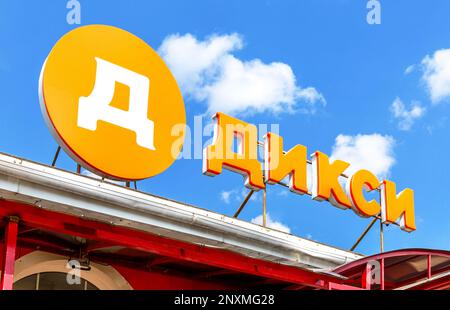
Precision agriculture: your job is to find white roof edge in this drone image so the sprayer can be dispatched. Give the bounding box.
[0,152,363,270]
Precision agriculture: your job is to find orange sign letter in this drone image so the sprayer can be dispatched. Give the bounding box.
[346,169,381,217]
[311,151,351,209]
[264,132,308,194]
[203,112,264,190]
[380,180,416,232]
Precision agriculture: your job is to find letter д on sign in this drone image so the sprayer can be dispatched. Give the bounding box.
[39,25,186,181]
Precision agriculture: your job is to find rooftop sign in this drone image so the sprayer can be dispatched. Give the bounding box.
[39,25,415,233]
[202,112,415,232]
[39,25,185,180]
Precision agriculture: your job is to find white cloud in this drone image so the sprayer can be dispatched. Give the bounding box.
[220,188,257,204]
[251,213,291,233]
[390,97,425,131]
[404,64,415,75]
[158,33,242,97]
[330,134,396,179]
[297,87,325,105]
[421,49,450,103]
[276,189,289,197]
[158,33,325,116]
[220,190,233,204]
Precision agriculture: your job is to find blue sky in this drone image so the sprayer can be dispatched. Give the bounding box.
[0,0,449,255]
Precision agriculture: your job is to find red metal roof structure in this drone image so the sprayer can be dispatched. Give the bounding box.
[334,249,450,290]
[0,152,449,290]
[0,200,348,290]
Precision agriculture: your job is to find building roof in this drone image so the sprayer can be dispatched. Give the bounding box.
[0,152,362,272]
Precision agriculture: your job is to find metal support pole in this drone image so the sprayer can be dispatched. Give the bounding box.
[0,216,19,290]
[134,181,138,190]
[350,217,378,251]
[380,258,385,290]
[380,219,384,253]
[233,190,254,218]
[126,181,130,188]
[76,164,81,174]
[51,146,61,167]
[262,189,267,227]
[262,145,267,227]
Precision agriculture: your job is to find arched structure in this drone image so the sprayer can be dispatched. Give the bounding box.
[333,249,450,290]
[14,251,132,290]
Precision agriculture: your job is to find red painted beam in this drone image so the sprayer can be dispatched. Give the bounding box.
[413,275,450,290]
[393,265,450,289]
[18,236,78,255]
[361,262,371,290]
[199,269,237,278]
[0,200,340,289]
[148,257,179,268]
[0,216,19,290]
[86,241,115,253]
[327,282,364,290]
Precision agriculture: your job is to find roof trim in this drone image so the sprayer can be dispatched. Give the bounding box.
[0,152,362,270]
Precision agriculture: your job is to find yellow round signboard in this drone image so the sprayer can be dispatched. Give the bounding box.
[39,25,185,180]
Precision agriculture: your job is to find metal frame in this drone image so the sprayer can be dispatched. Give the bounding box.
[50,146,138,189]
[397,271,450,290]
[0,200,349,290]
[334,248,450,290]
[0,216,19,290]
[51,146,61,167]
[231,142,271,226]
[350,217,378,251]
[233,140,391,249]
[233,190,254,218]
[335,249,450,273]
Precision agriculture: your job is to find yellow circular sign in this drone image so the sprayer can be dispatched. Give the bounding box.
[39,25,186,180]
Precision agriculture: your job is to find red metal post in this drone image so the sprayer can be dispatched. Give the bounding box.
[427,255,432,279]
[0,216,19,290]
[380,258,385,290]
